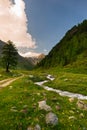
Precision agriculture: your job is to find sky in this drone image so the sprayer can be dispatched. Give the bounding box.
[0,0,87,56]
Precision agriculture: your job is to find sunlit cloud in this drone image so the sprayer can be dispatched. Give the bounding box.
[19,52,41,57]
[0,0,36,48]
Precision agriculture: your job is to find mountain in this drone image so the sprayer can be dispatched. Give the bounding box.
[27,53,45,65]
[0,40,34,70]
[38,20,87,68]
[20,52,45,65]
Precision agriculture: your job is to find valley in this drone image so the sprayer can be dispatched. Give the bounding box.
[0,20,87,129]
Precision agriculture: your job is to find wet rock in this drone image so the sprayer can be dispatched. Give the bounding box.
[38,100,52,111]
[47,75,55,81]
[46,112,58,125]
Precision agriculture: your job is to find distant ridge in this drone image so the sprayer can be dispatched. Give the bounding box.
[38,20,87,68]
[20,52,45,65]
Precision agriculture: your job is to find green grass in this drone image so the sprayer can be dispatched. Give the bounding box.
[0,69,22,80]
[0,74,87,130]
[42,67,87,96]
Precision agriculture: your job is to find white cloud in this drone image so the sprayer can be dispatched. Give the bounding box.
[0,0,36,48]
[19,52,41,58]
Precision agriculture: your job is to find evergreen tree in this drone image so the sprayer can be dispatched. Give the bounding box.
[1,40,18,72]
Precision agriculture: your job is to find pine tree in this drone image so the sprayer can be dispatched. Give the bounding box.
[2,40,18,72]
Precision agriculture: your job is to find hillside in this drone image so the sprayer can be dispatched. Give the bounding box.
[38,20,87,69]
[0,40,34,70]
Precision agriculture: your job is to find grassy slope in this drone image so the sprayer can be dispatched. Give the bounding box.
[0,71,87,129]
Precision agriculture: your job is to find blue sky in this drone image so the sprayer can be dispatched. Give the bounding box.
[24,0,87,54]
[0,0,87,55]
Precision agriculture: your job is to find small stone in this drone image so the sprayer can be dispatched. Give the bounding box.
[69,98,74,102]
[77,100,84,109]
[69,116,76,120]
[38,101,52,111]
[46,112,58,125]
[34,124,41,130]
[27,127,33,130]
[55,105,61,111]
[77,100,87,110]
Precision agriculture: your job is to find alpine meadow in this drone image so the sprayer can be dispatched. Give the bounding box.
[0,1,87,129]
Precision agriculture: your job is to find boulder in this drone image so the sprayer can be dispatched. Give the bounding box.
[38,100,52,111]
[77,100,87,110]
[46,112,58,125]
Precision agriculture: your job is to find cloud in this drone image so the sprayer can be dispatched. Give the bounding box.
[19,52,41,58]
[0,0,36,48]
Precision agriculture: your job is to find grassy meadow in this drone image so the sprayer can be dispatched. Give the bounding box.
[44,67,87,95]
[0,68,87,129]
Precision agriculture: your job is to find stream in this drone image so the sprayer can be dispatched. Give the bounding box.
[35,75,87,100]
